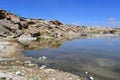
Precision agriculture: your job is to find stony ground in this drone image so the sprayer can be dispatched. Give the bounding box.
[0,58,83,80]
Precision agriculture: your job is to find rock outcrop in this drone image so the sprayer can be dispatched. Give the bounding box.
[0,9,120,41]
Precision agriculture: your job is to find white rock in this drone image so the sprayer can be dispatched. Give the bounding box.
[0,45,5,49]
[89,76,94,80]
[42,36,52,39]
[44,69,55,72]
[40,65,46,70]
[39,56,47,60]
[24,60,31,64]
[42,56,47,59]
[15,71,21,75]
[85,71,88,74]
[28,63,35,67]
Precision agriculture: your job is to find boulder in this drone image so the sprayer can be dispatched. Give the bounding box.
[10,14,20,23]
[19,21,28,29]
[49,20,63,26]
[0,20,21,34]
[0,10,7,19]
[14,30,24,38]
[28,25,40,37]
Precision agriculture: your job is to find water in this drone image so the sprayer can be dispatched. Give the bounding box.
[24,37,120,80]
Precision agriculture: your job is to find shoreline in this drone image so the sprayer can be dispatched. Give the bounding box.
[0,59,82,80]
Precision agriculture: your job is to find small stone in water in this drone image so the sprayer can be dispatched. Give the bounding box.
[39,56,47,60]
[89,76,94,80]
[85,71,88,74]
[42,56,47,59]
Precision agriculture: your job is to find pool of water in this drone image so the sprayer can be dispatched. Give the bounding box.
[24,37,120,80]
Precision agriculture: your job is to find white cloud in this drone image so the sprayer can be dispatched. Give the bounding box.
[108,17,115,21]
[70,22,81,25]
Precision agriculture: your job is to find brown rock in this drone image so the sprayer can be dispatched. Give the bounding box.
[10,14,20,23]
[28,25,40,37]
[49,20,63,26]
[19,21,28,29]
[0,10,7,19]
[14,30,24,38]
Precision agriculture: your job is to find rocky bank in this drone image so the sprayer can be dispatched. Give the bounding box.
[0,9,120,41]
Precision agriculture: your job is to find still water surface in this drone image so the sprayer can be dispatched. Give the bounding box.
[24,37,120,80]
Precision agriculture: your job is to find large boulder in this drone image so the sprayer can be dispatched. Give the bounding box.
[0,20,18,32]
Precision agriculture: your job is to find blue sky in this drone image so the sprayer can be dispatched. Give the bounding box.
[0,0,120,27]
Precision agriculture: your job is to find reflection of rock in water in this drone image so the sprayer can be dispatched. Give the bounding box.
[23,38,67,50]
[0,40,22,58]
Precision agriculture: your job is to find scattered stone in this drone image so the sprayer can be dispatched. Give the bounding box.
[89,76,94,80]
[24,60,31,64]
[85,71,88,74]
[42,36,52,39]
[39,56,47,60]
[40,65,46,70]
[15,71,22,75]
[28,63,36,67]
[44,69,55,72]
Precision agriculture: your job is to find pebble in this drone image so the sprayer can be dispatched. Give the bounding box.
[40,65,46,70]
[28,63,36,67]
[39,56,47,60]
[15,71,25,76]
[15,71,22,75]
[44,69,55,72]
[89,76,94,80]
[24,60,31,64]
[16,61,20,63]
[85,71,88,74]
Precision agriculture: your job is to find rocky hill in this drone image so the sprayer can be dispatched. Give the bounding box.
[0,9,119,41]
[0,10,83,40]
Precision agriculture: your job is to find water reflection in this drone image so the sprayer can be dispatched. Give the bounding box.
[23,37,67,50]
[24,37,120,80]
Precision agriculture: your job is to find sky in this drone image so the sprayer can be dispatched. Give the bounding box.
[0,0,120,27]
